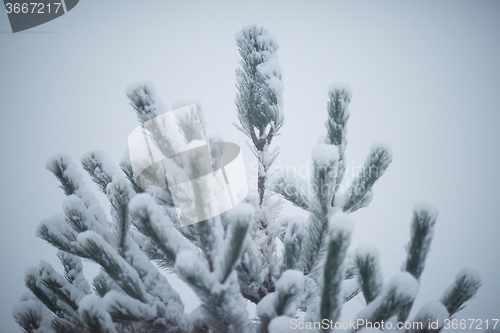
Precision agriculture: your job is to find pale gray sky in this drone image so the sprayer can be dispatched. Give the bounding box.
[1,1,499,332]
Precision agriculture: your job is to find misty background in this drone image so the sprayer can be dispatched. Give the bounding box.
[1,1,499,332]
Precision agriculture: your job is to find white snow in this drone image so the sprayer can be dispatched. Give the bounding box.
[257,57,283,101]
[332,192,348,208]
[316,134,328,145]
[412,300,449,328]
[79,294,117,333]
[77,231,149,302]
[125,81,155,98]
[413,201,439,220]
[456,267,481,282]
[328,212,354,235]
[312,144,339,166]
[370,142,393,157]
[81,150,119,177]
[268,316,294,333]
[328,82,352,99]
[356,272,418,321]
[12,299,42,321]
[129,194,193,254]
[235,25,278,47]
[276,270,304,296]
[103,291,155,320]
[175,250,208,278]
[46,154,110,228]
[388,272,419,299]
[63,195,101,232]
[355,243,380,259]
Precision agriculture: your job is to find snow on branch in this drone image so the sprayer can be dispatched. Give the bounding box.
[37,214,82,255]
[129,194,193,263]
[325,83,351,152]
[270,176,310,212]
[440,268,482,317]
[318,213,353,328]
[176,250,253,333]
[402,202,438,280]
[217,203,254,284]
[235,25,283,138]
[257,270,305,333]
[12,298,44,333]
[57,250,91,295]
[79,295,117,333]
[106,176,134,254]
[355,243,384,305]
[343,143,392,212]
[81,150,117,194]
[279,215,307,275]
[77,231,149,303]
[398,202,438,322]
[46,153,109,228]
[407,300,449,333]
[126,82,163,124]
[355,272,418,330]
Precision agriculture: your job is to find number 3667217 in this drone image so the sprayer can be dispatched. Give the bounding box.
[5,3,62,14]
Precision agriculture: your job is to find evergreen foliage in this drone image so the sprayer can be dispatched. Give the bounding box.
[13,25,482,333]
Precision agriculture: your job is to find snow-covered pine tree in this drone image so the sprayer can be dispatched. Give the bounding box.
[13,25,483,333]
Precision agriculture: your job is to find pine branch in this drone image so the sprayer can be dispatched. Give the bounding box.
[126,83,160,125]
[403,203,438,280]
[440,268,482,318]
[399,203,438,322]
[318,213,353,330]
[176,250,253,333]
[141,240,175,272]
[25,266,76,319]
[344,288,361,303]
[51,317,89,333]
[354,272,418,331]
[12,299,44,333]
[93,270,113,297]
[300,211,328,277]
[37,215,82,256]
[46,154,109,227]
[217,204,253,284]
[79,295,118,333]
[129,194,192,264]
[355,244,384,305]
[103,291,155,322]
[235,25,283,138]
[62,195,108,235]
[258,270,304,333]
[235,25,283,206]
[301,145,339,278]
[270,176,310,211]
[106,177,134,255]
[325,83,352,205]
[77,231,149,303]
[37,261,85,313]
[46,154,79,196]
[119,155,145,194]
[406,301,449,333]
[279,216,307,275]
[236,239,268,303]
[343,143,392,212]
[81,151,115,194]
[194,219,219,273]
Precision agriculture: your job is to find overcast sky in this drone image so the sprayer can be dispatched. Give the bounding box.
[1,1,499,332]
